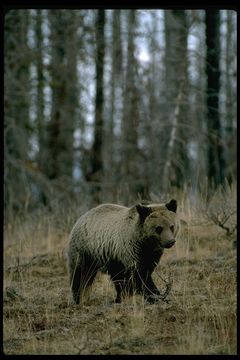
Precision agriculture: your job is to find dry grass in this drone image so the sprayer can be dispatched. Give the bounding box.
[3,191,237,355]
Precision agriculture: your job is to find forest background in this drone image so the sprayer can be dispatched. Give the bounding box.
[4,9,237,214]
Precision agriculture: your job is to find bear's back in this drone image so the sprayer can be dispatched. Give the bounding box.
[70,204,137,260]
[79,203,129,226]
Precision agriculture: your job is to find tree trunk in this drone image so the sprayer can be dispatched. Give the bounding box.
[87,10,105,204]
[104,10,122,202]
[225,11,236,183]
[4,10,30,211]
[47,10,66,181]
[163,10,189,191]
[47,10,76,186]
[121,10,141,203]
[35,10,45,172]
[205,10,225,188]
[63,10,78,181]
[34,10,48,205]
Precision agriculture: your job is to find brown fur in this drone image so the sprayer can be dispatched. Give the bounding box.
[66,199,179,304]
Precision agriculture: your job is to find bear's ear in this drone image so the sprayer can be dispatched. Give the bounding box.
[165,199,177,213]
[136,204,152,223]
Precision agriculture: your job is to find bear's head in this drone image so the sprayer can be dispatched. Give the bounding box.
[136,199,179,249]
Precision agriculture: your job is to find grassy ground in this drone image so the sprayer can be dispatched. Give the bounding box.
[3,198,237,354]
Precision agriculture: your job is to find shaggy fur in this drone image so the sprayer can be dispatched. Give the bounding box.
[67,199,179,304]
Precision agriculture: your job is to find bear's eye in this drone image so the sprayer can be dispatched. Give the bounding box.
[156,226,163,234]
[170,225,174,232]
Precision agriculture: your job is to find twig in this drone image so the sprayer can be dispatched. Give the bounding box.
[154,270,173,303]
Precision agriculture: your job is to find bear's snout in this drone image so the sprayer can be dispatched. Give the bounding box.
[164,240,176,248]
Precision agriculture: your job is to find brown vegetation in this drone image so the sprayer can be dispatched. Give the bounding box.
[3,190,236,355]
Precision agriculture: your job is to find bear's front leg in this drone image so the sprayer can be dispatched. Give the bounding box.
[143,274,172,304]
[135,271,161,303]
[143,275,162,303]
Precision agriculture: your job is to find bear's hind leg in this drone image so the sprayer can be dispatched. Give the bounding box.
[107,261,127,303]
[69,254,98,304]
[70,262,82,304]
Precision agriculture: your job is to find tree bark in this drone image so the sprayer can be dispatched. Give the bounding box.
[104,10,122,201]
[87,10,105,203]
[47,10,77,185]
[121,10,141,203]
[163,10,189,191]
[4,10,30,211]
[35,10,45,173]
[225,11,236,183]
[205,10,225,188]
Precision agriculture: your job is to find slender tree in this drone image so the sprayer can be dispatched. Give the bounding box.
[163,10,189,191]
[103,10,122,201]
[35,10,45,173]
[47,10,77,186]
[225,11,236,183]
[121,10,141,203]
[145,11,164,193]
[87,10,105,203]
[47,10,67,181]
[33,9,50,205]
[62,10,78,180]
[205,10,225,188]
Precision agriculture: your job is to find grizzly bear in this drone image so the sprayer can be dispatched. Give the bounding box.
[67,199,179,304]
